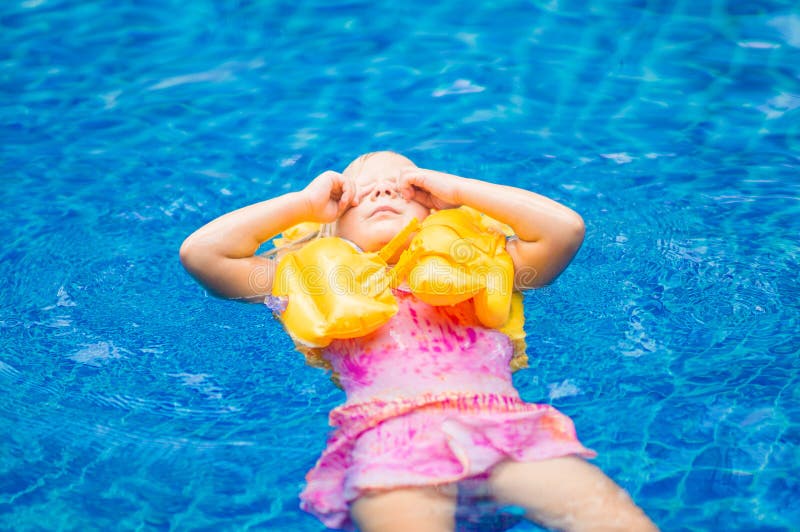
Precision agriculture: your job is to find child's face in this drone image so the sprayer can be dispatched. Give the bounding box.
[336,152,430,254]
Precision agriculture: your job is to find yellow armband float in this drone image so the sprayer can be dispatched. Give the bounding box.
[271,222,321,248]
[270,219,418,348]
[391,206,515,328]
[270,207,527,370]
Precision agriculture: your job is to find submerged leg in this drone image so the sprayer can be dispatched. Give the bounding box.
[487,456,658,532]
[350,484,457,532]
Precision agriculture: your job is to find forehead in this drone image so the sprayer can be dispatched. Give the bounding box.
[349,153,414,184]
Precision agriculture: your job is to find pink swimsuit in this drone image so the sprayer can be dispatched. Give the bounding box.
[300,288,595,530]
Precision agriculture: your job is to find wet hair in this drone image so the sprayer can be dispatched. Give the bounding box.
[342,150,414,178]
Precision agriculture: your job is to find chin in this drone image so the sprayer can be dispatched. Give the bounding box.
[363,229,398,251]
[363,237,391,252]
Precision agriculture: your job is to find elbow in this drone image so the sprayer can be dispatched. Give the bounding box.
[555,214,585,272]
[566,213,586,252]
[179,236,205,274]
[179,239,227,300]
[179,237,193,269]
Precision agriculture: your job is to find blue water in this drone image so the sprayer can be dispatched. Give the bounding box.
[2,0,799,530]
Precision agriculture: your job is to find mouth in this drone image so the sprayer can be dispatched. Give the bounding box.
[369,205,401,217]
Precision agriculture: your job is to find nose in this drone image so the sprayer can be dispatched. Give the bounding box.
[369,180,398,199]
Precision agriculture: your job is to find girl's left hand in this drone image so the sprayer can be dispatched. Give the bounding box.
[398,167,462,210]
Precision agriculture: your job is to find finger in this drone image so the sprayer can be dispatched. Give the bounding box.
[339,179,355,212]
[333,171,346,186]
[319,170,340,187]
[359,182,375,202]
[350,180,360,206]
[331,182,343,202]
[345,179,356,207]
[407,187,434,209]
[335,173,351,203]
[398,172,421,200]
[399,182,412,201]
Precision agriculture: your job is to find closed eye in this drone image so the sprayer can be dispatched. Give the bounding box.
[356,183,375,202]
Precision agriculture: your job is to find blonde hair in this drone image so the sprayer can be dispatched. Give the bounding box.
[343,150,415,179]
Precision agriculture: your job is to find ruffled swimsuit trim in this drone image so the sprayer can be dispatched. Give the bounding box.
[300,392,596,530]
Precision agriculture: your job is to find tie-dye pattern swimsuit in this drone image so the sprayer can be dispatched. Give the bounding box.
[300,288,595,530]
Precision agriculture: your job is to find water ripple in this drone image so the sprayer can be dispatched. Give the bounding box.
[2,0,799,530]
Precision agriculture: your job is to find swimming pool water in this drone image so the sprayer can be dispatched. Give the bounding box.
[1,0,799,530]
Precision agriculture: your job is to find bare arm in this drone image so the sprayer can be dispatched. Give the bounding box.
[179,171,356,301]
[399,168,585,290]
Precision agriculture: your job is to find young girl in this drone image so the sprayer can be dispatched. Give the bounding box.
[180,151,658,532]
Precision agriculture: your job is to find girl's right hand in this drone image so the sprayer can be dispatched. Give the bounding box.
[301,170,358,224]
